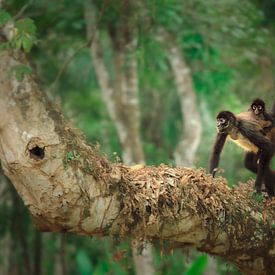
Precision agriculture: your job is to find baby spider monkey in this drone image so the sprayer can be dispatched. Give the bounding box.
[210,109,274,196]
[244,99,275,194]
[249,98,275,133]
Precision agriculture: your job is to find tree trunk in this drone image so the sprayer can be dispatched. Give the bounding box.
[0,49,275,275]
[162,31,217,274]
[33,230,42,275]
[54,235,67,275]
[84,0,144,165]
[158,30,202,167]
[84,2,153,274]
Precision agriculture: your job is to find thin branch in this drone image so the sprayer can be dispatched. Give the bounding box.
[13,0,34,20]
[51,0,110,89]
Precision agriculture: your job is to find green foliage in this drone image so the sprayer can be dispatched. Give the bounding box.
[0,9,11,27]
[0,11,38,53]
[149,0,182,30]
[63,150,81,169]
[217,258,241,275]
[11,18,37,52]
[184,255,208,275]
[76,250,93,275]
[251,191,264,203]
[154,249,187,275]
[66,150,81,162]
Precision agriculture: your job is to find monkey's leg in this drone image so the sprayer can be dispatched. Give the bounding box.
[263,169,275,197]
[244,153,275,196]
[255,149,273,194]
[244,152,258,173]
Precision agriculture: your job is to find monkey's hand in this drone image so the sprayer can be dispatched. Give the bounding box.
[212,168,218,178]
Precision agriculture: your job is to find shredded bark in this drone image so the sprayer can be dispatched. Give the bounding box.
[106,164,271,241]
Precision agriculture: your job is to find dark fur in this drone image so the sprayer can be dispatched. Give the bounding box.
[209,132,227,177]
[243,99,275,195]
[251,98,266,109]
[272,102,275,118]
[210,110,274,196]
[250,98,274,132]
[244,153,275,195]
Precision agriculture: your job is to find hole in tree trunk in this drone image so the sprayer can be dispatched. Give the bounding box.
[29,146,45,160]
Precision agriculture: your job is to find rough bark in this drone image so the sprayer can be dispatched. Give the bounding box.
[0,50,275,274]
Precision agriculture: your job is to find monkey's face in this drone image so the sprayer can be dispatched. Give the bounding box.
[251,103,264,115]
[251,99,265,116]
[216,117,230,133]
[216,111,235,133]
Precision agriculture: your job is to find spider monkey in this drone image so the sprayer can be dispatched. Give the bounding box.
[244,99,275,194]
[248,98,274,133]
[210,110,274,195]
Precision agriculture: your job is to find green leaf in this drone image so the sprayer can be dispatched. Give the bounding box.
[15,18,37,35]
[14,36,23,50]
[76,250,93,275]
[184,255,208,275]
[11,18,37,53]
[22,36,33,53]
[0,9,11,27]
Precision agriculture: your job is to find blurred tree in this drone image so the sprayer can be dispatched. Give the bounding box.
[156,29,202,167]
[84,1,154,275]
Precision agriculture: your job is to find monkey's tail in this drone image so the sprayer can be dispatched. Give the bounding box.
[272,101,275,118]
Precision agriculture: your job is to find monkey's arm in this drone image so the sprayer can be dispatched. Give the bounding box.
[209,132,227,177]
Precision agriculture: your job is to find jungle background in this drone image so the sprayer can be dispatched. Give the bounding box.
[0,0,275,274]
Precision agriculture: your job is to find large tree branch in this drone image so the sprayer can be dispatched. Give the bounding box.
[0,50,275,274]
